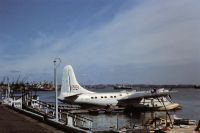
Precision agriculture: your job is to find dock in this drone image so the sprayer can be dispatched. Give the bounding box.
[0,105,64,133]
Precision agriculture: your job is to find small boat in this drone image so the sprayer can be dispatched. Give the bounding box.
[113,85,133,90]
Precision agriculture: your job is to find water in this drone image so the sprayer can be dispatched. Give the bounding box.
[170,88,200,120]
[36,88,200,130]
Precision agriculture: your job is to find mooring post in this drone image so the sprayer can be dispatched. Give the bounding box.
[117,113,119,130]
[59,109,62,120]
[65,113,68,125]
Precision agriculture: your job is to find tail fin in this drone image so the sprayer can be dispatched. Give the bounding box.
[60,65,93,94]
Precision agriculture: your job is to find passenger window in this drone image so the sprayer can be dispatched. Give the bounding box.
[95,97,97,99]
[110,96,113,98]
[104,96,107,98]
[101,96,103,98]
[91,97,94,99]
[114,96,116,98]
[119,94,122,96]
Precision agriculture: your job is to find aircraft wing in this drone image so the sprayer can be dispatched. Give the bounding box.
[119,90,175,102]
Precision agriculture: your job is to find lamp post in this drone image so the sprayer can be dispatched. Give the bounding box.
[53,58,61,122]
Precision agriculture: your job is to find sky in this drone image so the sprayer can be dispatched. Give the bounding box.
[0,0,200,84]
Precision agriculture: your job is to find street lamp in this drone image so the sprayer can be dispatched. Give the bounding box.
[53,58,61,122]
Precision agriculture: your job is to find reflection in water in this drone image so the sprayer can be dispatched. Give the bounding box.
[83,113,130,130]
[82,111,169,130]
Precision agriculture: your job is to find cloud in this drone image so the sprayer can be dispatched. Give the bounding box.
[1,0,200,83]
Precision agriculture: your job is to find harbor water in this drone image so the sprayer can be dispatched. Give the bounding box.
[36,88,200,130]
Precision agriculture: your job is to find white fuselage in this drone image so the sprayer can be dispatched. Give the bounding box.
[73,92,127,106]
[59,90,172,108]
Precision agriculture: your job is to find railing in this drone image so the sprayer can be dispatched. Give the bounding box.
[60,112,93,129]
[25,98,93,129]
